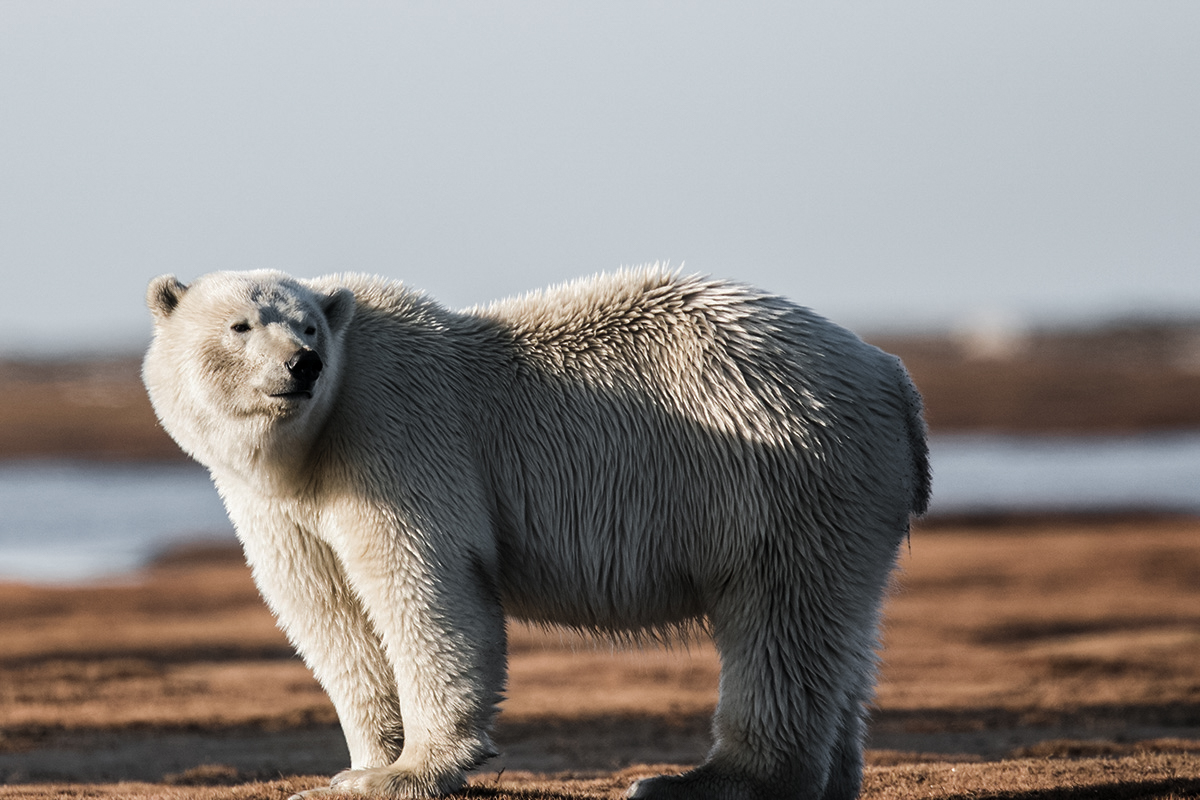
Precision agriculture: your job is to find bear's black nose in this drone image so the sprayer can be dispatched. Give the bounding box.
[286,349,323,386]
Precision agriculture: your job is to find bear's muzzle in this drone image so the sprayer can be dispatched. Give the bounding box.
[283,348,323,396]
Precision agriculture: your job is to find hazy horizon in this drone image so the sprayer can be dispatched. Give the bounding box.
[3,2,1198,356]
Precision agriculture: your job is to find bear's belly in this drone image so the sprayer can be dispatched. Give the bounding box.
[495,550,707,633]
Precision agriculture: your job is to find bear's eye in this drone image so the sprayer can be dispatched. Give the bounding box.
[231,322,252,333]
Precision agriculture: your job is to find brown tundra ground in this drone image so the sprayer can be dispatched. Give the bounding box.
[2,515,1198,799]
[2,325,1200,799]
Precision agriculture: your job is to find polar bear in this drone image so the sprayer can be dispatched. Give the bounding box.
[142,268,929,800]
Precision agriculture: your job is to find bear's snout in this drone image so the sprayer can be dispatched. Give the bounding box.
[286,349,324,388]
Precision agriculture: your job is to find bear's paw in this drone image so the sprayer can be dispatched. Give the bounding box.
[628,767,786,800]
[288,763,467,799]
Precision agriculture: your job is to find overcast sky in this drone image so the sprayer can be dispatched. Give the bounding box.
[2,2,1198,355]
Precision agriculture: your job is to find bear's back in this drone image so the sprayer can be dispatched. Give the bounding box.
[474,268,900,439]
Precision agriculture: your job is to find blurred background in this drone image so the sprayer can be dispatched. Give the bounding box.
[2,1,1200,581]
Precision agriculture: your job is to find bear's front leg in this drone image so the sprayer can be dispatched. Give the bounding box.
[300,503,507,798]
[220,488,404,769]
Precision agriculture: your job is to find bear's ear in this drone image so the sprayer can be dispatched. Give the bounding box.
[146,275,189,322]
[321,287,355,334]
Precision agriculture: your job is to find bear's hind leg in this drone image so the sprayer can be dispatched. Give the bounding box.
[629,603,844,799]
[820,699,866,800]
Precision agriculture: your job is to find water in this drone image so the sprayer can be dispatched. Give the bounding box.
[2,433,1199,583]
[930,433,1200,515]
[0,461,231,584]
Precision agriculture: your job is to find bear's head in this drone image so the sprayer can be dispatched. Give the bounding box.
[142,270,355,481]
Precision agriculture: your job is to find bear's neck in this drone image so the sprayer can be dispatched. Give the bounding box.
[195,405,331,497]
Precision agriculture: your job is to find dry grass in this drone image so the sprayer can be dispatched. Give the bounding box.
[880,516,1200,716]
[3,754,1200,799]
[2,517,1199,797]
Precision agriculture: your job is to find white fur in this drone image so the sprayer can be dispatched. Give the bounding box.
[143,267,930,800]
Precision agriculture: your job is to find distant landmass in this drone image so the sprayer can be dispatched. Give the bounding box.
[3,318,1200,461]
[872,317,1200,434]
